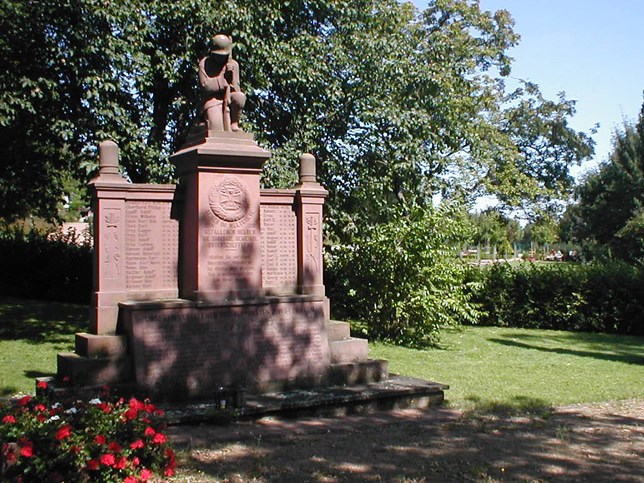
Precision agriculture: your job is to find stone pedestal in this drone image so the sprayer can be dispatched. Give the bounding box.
[120,296,331,400]
[170,132,271,301]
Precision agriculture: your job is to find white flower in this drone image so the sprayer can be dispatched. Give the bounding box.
[51,402,62,409]
[89,398,102,405]
[65,407,78,414]
[48,415,60,422]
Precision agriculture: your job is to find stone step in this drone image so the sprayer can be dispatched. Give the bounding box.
[162,375,446,425]
[328,358,389,386]
[57,352,133,386]
[329,337,369,364]
[75,333,128,358]
[326,320,351,341]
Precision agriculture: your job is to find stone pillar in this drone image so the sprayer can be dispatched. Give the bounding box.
[295,153,328,296]
[88,141,179,334]
[89,141,130,334]
[170,132,271,301]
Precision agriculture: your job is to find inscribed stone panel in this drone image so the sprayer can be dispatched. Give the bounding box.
[261,204,297,292]
[125,201,178,292]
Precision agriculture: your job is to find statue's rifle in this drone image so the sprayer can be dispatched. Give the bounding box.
[222,52,233,131]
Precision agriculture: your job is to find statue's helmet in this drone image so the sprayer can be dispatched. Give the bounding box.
[209,34,233,56]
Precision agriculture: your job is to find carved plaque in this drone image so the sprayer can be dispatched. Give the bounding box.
[102,209,122,280]
[198,173,261,297]
[261,204,297,291]
[125,201,178,292]
[304,212,321,275]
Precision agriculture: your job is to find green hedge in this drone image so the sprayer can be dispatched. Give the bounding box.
[468,262,644,335]
[0,230,92,304]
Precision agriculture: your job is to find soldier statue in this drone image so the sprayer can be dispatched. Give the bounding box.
[199,34,246,132]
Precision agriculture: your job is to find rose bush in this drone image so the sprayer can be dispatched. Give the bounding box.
[0,382,175,482]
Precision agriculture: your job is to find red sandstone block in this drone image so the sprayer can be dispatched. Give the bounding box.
[326,320,351,341]
[328,359,389,385]
[75,333,128,358]
[57,353,133,386]
[329,337,368,364]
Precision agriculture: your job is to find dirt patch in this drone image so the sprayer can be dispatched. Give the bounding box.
[167,399,643,482]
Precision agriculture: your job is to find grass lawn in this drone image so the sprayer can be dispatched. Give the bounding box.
[0,296,87,397]
[370,326,644,412]
[1,296,642,412]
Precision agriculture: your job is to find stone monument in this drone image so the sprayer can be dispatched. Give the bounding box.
[56,35,391,402]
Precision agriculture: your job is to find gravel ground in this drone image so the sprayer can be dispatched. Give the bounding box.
[166,398,643,482]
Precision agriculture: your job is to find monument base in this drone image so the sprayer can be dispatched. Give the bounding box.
[55,296,391,403]
[119,296,336,401]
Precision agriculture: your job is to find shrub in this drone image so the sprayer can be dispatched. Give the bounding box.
[469,261,644,335]
[326,206,480,347]
[0,383,175,482]
[0,227,92,304]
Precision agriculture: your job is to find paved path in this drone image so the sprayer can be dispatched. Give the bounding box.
[167,399,643,482]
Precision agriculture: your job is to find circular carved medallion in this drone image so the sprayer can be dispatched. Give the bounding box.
[209,175,249,222]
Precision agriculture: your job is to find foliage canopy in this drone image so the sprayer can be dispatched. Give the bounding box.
[1,0,593,226]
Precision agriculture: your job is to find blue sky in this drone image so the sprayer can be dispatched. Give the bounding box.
[412,0,644,178]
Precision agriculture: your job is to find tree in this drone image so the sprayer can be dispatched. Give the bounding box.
[566,100,644,261]
[522,215,559,250]
[1,0,593,229]
[488,82,596,218]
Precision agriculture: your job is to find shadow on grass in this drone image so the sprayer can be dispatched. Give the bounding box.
[489,337,644,366]
[0,386,19,397]
[0,296,87,344]
[24,370,55,379]
[462,394,553,416]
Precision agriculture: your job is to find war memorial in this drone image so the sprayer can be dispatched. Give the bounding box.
[52,34,446,418]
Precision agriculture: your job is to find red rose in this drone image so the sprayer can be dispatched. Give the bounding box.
[108,441,122,453]
[124,477,137,483]
[140,468,152,481]
[98,402,112,414]
[113,456,127,469]
[129,397,145,411]
[36,380,48,389]
[165,447,176,463]
[86,459,99,471]
[152,432,167,444]
[123,407,138,420]
[2,415,16,424]
[144,426,156,437]
[95,434,106,445]
[132,456,140,467]
[100,453,116,466]
[19,445,33,458]
[55,425,72,440]
[17,395,31,406]
[130,439,144,450]
[34,404,47,412]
